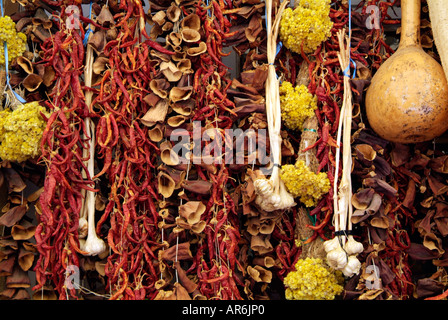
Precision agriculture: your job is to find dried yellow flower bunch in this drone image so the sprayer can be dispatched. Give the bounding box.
[284,257,343,300]
[279,0,333,54]
[280,160,330,207]
[279,81,317,131]
[0,101,50,162]
[0,16,27,65]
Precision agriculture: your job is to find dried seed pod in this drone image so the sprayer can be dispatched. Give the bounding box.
[150,78,170,98]
[160,61,183,82]
[143,93,161,108]
[11,221,36,241]
[250,234,273,255]
[186,42,207,56]
[158,171,176,198]
[167,4,181,22]
[176,59,192,74]
[167,115,187,128]
[162,21,174,32]
[181,14,201,31]
[167,32,183,47]
[169,86,193,103]
[160,140,180,166]
[31,286,57,300]
[181,28,201,43]
[180,180,212,195]
[18,247,34,272]
[141,99,169,127]
[252,256,276,268]
[247,265,272,283]
[6,267,30,289]
[88,30,106,54]
[162,242,193,263]
[172,100,194,116]
[16,56,33,74]
[148,123,165,142]
[0,204,28,228]
[179,201,206,225]
[172,50,187,61]
[97,5,115,26]
[152,11,166,26]
[22,74,43,92]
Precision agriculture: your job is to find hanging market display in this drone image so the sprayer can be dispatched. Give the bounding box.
[1,0,448,300]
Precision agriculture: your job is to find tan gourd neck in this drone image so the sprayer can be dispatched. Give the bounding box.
[399,0,421,48]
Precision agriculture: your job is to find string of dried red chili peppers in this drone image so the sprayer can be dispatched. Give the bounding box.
[34,4,92,299]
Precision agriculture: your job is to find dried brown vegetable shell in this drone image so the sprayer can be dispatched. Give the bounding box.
[179,201,206,225]
[32,286,57,300]
[150,78,170,99]
[0,256,15,276]
[186,42,207,56]
[167,4,181,22]
[0,204,28,228]
[160,140,180,166]
[160,61,183,82]
[152,10,166,26]
[174,261,197,293]
[177,59,192,74]
[148,123,165,142]
[141,99,169,127]
[169,86,193,103]
[181,28,200,43]
[18,247,34,271]
[11,220,36,240]
[22,73,43,92]
[167,115,187,128]
[158,171,176,198]
[6,267,30,288]
[12,289,30,300]
[97,5,115,26]
[247,265,272,283]
[167,32,183,48]
[181,14,200,31]
[88,30,106,54]
[162,242,193,261]
[172,100,194,116]
[16,56,33,74]
[181,180,212,195]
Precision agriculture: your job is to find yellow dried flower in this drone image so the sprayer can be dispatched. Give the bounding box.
[284,257,343,300]
[279,81,317,131]
[279,0,333,54]
[0,101,50,163]
[0,16,27,65]
[280,160,330,207]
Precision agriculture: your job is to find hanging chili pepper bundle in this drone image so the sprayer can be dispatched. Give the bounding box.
[34,4,94,299]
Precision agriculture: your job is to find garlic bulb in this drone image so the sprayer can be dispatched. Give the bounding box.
[342,255,361,277]
[254,176,295,212]
[326,245,347,270]
[323,237,340,253]
[80,190,107,256]
[344,235,363,256]
[78,217,88,239]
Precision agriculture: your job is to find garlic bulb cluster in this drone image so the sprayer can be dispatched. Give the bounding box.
[323,235,363,277]
[323,31,364,279]
[254,173,295,212]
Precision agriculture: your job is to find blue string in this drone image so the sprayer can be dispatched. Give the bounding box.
[1,0,26,104]
[343,0,356,79]
[83,1,93,46]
